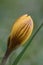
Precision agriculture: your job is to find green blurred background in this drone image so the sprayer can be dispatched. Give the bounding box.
[0,0,43,65]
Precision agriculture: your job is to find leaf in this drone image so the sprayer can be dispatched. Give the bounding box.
[12,23,43,65]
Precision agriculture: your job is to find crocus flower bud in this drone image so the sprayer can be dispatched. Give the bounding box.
[8,14,34,52]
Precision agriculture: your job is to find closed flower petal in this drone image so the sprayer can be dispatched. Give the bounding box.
[8,14,34,51]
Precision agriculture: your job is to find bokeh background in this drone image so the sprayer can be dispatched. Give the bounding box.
[0,0,43,65]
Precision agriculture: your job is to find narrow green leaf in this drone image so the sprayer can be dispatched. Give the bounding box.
[12,23,43,65]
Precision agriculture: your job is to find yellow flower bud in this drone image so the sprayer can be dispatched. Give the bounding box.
[8,14,34,52]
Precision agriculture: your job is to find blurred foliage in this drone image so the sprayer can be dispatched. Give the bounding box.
[0,0,43,65]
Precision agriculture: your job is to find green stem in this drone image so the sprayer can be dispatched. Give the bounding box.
[12,23,43,65]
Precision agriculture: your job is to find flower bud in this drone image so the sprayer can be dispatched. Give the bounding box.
[8,14,34,51]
